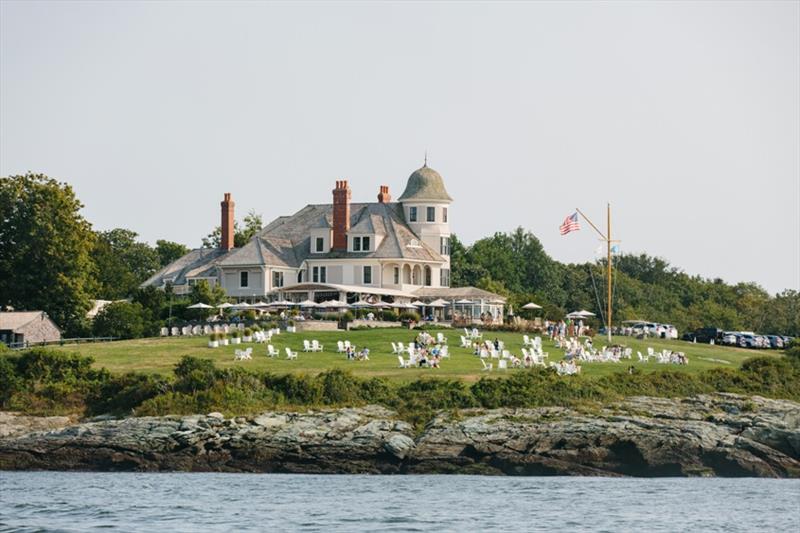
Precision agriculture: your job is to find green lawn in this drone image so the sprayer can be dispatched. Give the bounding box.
[50,327,777,382]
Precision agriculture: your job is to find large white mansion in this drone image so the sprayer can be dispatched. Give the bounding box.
[142,164,505,320]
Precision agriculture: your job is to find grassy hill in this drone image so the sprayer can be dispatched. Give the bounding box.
[50,327,773,382]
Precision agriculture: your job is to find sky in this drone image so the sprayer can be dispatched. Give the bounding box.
[1,1,798,293]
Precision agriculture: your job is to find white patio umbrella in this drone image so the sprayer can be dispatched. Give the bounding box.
[522,302,542,310]
[270,300,295,307]
[428,298,449,307]
[455,298,473,305]
[298,299,319,308]
[320,299,351,309]
[216,302,234,309]
[578,309,596,317]
[410,300,426,307]
[187,302,213,309]
[370,301,390,308]
[387,301,407,308]
[351,300,374,308]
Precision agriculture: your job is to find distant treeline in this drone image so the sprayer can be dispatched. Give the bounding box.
[449,229,799,336]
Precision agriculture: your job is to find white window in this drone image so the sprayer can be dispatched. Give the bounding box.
[440,237,450,255]
[315,237,324,252]
[312,266,327,283]
[393,266,400,284]
[363,266,372,284]
[426,206,435,222]
[443,207,448,223]
[409,207,417,222]
[240,271,249,288]
[440,268,450,287]
[272,271,284,288]
[352,236,371,252]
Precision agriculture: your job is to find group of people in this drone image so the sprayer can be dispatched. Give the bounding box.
[345,345,370,361]
[545,319,589,339]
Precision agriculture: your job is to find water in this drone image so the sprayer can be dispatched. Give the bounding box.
[1,473,798,532]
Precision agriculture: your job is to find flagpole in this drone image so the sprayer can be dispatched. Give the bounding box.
[607,203,612,344]
[575,206,613,343]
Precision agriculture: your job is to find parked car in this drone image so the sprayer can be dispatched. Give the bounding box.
[682,328,724,344]
[765,335,784,349]
[737,333,758,348]
[721,332,739,346]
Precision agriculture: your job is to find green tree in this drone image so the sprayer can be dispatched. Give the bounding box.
[92,301,154,339]
[92,228,160,300]
[155,240,189,267]
[0,173,96,335]
[201,209,262,248]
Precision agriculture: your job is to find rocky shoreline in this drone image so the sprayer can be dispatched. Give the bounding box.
[1,393,798,477]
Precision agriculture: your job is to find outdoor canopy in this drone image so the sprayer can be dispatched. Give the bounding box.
[187,303,213,309]
[216,302,234,309]
[522,302,542,310]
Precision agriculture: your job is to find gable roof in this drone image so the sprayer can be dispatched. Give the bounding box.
[0,311,56,332]
[140,248,228,288]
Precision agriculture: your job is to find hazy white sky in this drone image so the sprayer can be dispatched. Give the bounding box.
[2,1,798,293]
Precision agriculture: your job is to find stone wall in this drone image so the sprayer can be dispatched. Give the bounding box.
[294,320,340,332]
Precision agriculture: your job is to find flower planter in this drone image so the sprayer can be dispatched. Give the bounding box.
[231,337,241,345]
[243,336,252,343]
[286,326,296,333]
[208,341,219,348]
[221,339,229,346]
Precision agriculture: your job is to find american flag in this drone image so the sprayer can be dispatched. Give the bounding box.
[560,212,580,235]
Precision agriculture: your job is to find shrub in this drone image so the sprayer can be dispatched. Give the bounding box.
[319,369,364,405]
[173,356,217,393]
[244,328,253,336]
[230,329,241,338]
[399,311,421,323]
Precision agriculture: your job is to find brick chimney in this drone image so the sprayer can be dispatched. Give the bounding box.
[377,185,391,203]
[220,192,235,250]
[332,180,351,250]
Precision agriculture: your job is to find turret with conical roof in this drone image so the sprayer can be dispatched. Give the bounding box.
[398,162,452,287]
[398,164,453,202]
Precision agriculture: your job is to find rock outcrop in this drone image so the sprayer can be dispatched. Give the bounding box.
[1,394,798,477]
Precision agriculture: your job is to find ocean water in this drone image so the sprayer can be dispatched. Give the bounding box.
[1,473,798,532]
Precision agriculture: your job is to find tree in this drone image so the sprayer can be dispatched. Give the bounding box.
[0,173,96,335]
[201,209,263,248]
[92,301,154,339]
[189,280,227,319]
[155,240,189,267]
[92,228,160,300]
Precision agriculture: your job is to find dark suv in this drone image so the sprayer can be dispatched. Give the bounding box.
[682,328,724,344]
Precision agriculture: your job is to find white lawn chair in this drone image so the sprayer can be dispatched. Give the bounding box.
[312,340,323,352]
[498,359,508,370]
[303,340,313,352]
[337,341,346,353]
[440,346,450,359]
[170,327,179,336]
[471,328,482,339]
[481,360,493,371]
[398,356,408,368]
[160,327,169,336]
[285,347,298,360]
[460,336,470,348]
[344,340,352,350]
[267,344,279,358]
[437,332,448,344]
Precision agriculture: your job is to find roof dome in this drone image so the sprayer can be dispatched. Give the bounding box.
[397,165,453,202]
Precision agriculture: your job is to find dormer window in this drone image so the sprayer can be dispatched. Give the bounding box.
[352,236,370,252]
[409,207,418,222]
[315,237,324,252]
[426,207,435,222]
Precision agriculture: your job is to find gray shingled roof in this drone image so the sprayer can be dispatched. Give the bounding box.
[397,165,453,202]
[244,202,444,266]
[140,248,228,288]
